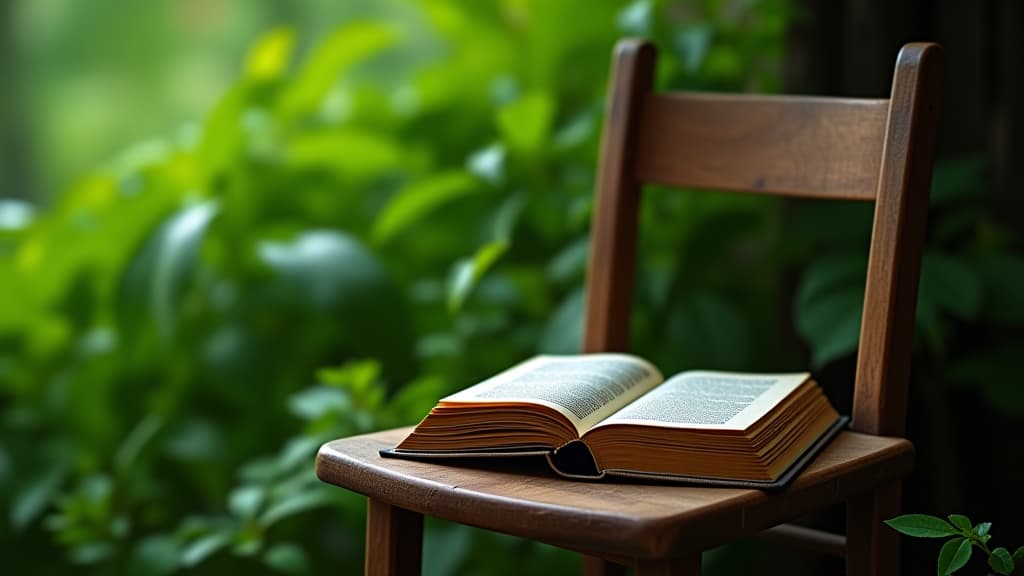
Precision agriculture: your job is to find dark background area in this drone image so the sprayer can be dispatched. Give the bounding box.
[777,0,1024,573]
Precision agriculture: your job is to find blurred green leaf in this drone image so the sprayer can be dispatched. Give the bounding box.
[140,201,219,340]
[0,199,36,231]
[919,252,981,321]
[259,230,396,312]
[448,241,508,312]
[246,27,296,82]
[373,172,479,244]
[114,415,162,474]
[280,21,398,116]
[260,488,337,528]
[11,463,68,531]
[795,256,866,367]
[264,542,310,575]
[129,534,181,576]
[948,343,1024,414]
[617,0,653,35]
[666,291,750,371]
[931,155,987,205]
[228,486,266,519]
[539,289,584,354]
[497,93,555,155]
[180,531,233,568]
[286,129,408,179]
[674,24,715,73]
[972,251,1024,324]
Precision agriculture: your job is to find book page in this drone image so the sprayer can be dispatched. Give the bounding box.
[591,371,810,431]
[441,354,664,435]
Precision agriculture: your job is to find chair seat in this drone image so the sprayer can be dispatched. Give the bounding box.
[316,427,913,562]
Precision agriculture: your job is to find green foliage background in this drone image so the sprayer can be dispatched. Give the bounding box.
[1,0,1022,574]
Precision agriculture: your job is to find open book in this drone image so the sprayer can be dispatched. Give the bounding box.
[383,354,846,489]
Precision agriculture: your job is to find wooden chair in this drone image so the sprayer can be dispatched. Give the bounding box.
[316,39,943,575]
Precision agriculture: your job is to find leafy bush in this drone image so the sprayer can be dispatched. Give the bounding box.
[887,514,1024,575]
[0,1,797,573]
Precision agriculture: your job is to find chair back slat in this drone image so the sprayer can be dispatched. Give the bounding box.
[634,93,890,200]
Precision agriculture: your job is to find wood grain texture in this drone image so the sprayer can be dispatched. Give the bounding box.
[365,498,423,576]
[853,43,945,437]
[634,93,889,200]
[757,523,846,557]
[846,482,902,576]
[316,427,913,562]
[582,39,654,354]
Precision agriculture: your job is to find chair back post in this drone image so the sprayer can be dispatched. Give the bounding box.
[583,39,655,353]
[853,43,944,437]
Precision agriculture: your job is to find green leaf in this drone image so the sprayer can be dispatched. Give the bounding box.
[287,386,349,421]
[258,230,395,311]
[673,24,715,73]
[263,542,310,575]
[259,489,338,528]
[10,463,68,531]
[228,486,265,519]
[129,534,181,576]
[245,27,295,82]
[919,252,982,321]
[146,201,219,340]
[0,198,35,230]
[114,415,162,474]
[280,21,397,116]
[936,537,970,575]
[617,0,653,35]
[972,251,1024,324]
[948,514,973,534]
[373,172,479,244]
[795,256,866,368]
[666,291,750,371]
[496,92,555,155]
[1013,546,1024,568]
[447,241,508,312]
[539,289,585,354]
[180,531,232,568]
[973,522,991,537]
[884,514,960,538]
[930,155,987,205]
[466,144,505,185]
[948,343,1024,415]
[989,547,1014,575]
[286,130,407,180]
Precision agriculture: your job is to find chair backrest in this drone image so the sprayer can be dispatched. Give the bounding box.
[583,39,943,438]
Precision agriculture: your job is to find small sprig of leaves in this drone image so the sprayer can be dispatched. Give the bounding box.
[885,514,1024,575]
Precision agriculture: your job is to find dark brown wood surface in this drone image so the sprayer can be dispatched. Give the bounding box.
[582,39,654,354]
[853,43,943,438]
[365,499,423,576]
[634,93,889,200]
[317,427,913,562]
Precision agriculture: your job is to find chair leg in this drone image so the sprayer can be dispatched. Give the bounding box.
[365,498,423,576]
[846,482,901,576]
[634,551,701,576]
[581,555,628,576]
